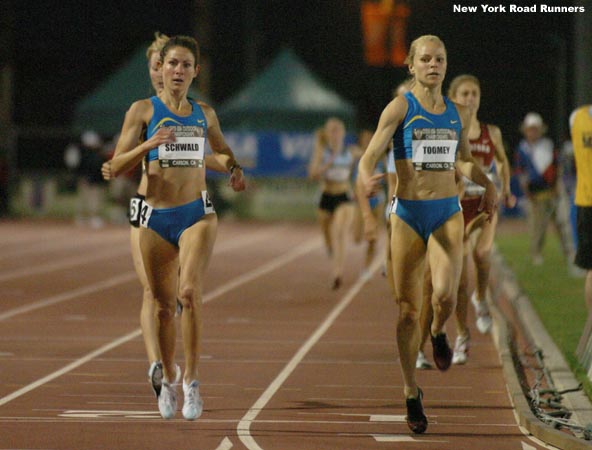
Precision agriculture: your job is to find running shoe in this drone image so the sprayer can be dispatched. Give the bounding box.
[182,380,204,420]
[471,293,493,334]
[452,332,470,365]
[158,381,177,419]
[430,332,453,371]
[331,277,342,290]
[148,361,182,398]
[415,350,433,370]
[405,387,427,434]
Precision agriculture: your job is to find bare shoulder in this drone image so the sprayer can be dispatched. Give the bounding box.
[380,95,409,126]
[486,123,502,140]
[126,98,153,120]
[197,101,217,122]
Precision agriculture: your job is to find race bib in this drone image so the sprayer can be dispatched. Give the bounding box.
[202,191,215,214]
[129,197,142,226]
[412,128,458,171]
[158,126,205,168]
[139,202,153,228]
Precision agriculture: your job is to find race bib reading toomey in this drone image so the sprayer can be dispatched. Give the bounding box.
[158,125,205,168]
[411,128,458,171]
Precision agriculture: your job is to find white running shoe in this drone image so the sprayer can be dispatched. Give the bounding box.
[158,381,177,419]
[148,361,182,398]
[182,380,204,420]
[415,350,433,370]
[452,333,470,365]
[471,293,493,334]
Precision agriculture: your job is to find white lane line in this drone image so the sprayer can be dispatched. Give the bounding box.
[0,228,276,282]
[0,247,130,283]
[0,237,320,408]
[370,414,406,422]
[0,329,142,407]
[371,434,448,443]
[214,437,233,450]
[0,233,127,261]
[0,272,138,322]
[237,257,381,450]
[0,229,286,322]
[521,442,537,450]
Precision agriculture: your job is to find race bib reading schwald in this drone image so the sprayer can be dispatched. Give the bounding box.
[411,128,458,171]
[158,125,205,168]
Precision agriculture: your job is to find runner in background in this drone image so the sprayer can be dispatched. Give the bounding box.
[446,74,515,364]
[308,118,356,290]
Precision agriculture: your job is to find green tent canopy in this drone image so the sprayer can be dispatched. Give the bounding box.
[72,44,209,136]
[217,49,356,131]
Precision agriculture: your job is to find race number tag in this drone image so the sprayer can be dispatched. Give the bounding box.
[411,128,458,171]
[202,191,215,214]
[139,202,153,228]
[158,125,205,168]
[129,197,142,223]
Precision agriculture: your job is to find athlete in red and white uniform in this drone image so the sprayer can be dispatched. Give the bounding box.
[448,75,515,365]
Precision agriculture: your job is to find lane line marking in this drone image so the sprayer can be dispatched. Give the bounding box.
[0,233,127,262]
[0,247,130,283]
[237,257,381,450]
[0,237,320,408]
[371,434,448,443]
[0,329,142,407]
[214,437,233,450]
[0,272,138,322]
[0,229,287,322]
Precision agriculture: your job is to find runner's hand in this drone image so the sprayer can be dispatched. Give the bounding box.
[101,161,112,180]
[229,167,246,192]
[478,183,498,221]
[364,173,385,197]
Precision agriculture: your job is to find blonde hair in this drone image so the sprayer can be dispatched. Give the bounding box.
[447,74,480,100]
[393,77,413,98]
[404,35,446,66]
[146,32,170,60]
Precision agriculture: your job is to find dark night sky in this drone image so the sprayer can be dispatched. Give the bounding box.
[10,0,578,168]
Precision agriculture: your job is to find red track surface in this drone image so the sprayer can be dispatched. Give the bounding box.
[0,220,553,450]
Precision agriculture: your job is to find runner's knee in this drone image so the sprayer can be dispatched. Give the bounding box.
[178,286,200,310]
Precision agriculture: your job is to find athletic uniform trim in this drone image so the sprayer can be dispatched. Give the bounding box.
[141,192,215,247]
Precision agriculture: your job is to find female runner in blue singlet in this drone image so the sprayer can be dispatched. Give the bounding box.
[102,33,230,399]
[358,35,497,434]
[308,118,356,289]
[106,36,245,421]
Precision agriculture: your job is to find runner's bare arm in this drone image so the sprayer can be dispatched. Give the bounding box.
[308,129,329,180]
[106,100,175,178]
[358,98,405,197]
[489,124,516,207]
[201,103,245,191]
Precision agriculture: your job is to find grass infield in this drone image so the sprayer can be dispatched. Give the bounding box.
[495,220,592,398]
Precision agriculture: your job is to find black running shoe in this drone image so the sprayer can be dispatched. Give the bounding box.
[331,277,342,290]
[405,388,428,434]
[431,332,453,371]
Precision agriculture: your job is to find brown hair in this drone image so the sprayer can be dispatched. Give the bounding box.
[160,35,200,65]
[447,74,480,100]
